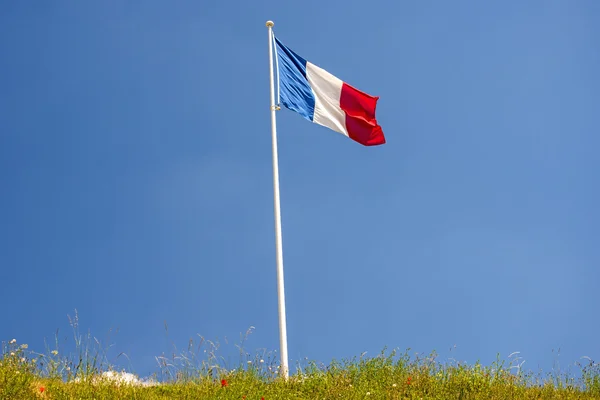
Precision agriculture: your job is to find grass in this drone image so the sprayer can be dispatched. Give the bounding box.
[1,313,599,399]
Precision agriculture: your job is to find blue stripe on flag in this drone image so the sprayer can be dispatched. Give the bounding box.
[274,37,315,122]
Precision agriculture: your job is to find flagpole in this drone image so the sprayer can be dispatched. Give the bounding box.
[266,20,289,379]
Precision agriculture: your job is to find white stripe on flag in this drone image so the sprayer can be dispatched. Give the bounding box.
[305,62,349,137]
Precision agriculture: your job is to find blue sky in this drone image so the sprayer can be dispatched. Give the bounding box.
[1,1,599,378]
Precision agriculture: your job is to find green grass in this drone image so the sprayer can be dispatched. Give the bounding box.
[1,314,599,399]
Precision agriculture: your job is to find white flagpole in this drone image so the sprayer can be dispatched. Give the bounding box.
[266,20,289,379]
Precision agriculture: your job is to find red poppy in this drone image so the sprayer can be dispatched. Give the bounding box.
[39,386,45,393]
[221,379,228,387]
[407,376,412,385]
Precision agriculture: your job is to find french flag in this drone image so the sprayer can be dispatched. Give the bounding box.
[274,37,385,146]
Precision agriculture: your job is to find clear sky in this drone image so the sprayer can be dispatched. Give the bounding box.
[1,1,599,379]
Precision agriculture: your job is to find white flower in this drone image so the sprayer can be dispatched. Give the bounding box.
[9,339,16,344]
[10,352,15,356]
[366,392,371,396]
[20,358,26,363]
[392,383,397,387]
[51,350,58,355]
[247,360,252,364]
[21,344,28,349]
[260,359,264,363]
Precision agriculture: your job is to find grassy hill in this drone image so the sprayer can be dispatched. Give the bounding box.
[2,336,599,399]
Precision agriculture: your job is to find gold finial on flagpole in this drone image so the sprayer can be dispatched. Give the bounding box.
[266,20,274,27]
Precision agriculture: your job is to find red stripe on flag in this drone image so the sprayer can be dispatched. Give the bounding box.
[339,83,385,146]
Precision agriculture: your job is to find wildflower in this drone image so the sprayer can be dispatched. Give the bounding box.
[39,386,45,393]
[260,359,264,363]
[366,392,371,396]
[32,359,37,363]
[51,350,58,356]
[247,360,252,364]
[20,357,26,363]
[407,376,412,385]
[21,344,28,349]
[392,383,397,387]
[221,379,228,388]
[9,339,16,344]
[10,352,14,357]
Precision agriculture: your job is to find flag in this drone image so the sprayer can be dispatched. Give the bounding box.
[274,37,386,146]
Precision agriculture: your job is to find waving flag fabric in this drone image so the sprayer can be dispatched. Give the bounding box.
[274,37,385,146]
